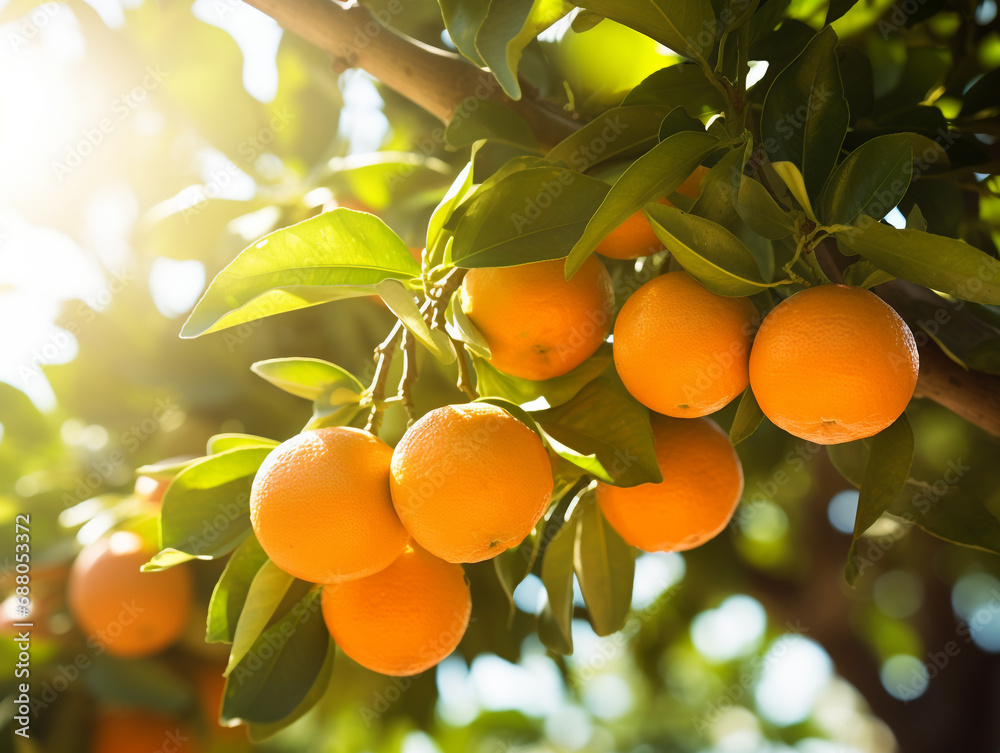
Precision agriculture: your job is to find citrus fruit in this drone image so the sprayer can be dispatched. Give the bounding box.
[597,415,743,552]
[749,284,919,444]
[390,403,552,563]
[250,427,409,584]
[595,166,709,260]
[92,709,198,753]
[321,544,471,676]
[460,256,614,381]
[613,270,756,417]
[68,531,192,658]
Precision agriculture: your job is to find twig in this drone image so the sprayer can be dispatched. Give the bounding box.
[452,339,477,399]
[363,321,402,435]
[397,329,418,424]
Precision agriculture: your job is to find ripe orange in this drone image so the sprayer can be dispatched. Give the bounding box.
[597,415,743,552]
[595,166,709,260]
[92,709,198,753]
[390,403,552,563]
[68,531,192,658]
[250,427,409,584]
[613,270,756,417]
[460,256,614,381]
[321,544,471,676]
[749,284,919,444]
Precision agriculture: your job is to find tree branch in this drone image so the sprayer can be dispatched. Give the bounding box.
[912,342,1000,438]
[241,0,577,148]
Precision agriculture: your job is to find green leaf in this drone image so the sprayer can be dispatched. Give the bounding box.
[221,591,332,727]
[576,0,717,61]
[565,130,720,276]
[836,222,1000,305]
[771,161,817,220]
[438,0,489,65]
[252,357,364,402]
[760,26,849,199]
[645,203,781,295]
[538,513,578,654]
[494,520,544,624]
[226,561,296,675]
[207,536,269,644]
[737,175,794,239]
[818,134,913,226]
[375,279,456,363]
[891,482,1000,556]
[622,63,727,114]
[446,295,492,359]
[687,144,747,226]
[844,414,914,586]
[444,100,540,151]
[159,447,271,558]
[546,105,673,173]
[842,260,894,289]
[141,548,199,572]
[475,0,571,99]
[452,166,610,268]
[208,434,280,454]
[729,387,765,445]
[573,495,634,636]
[428,151,479,259]
[471,344,613,409]
[535,377,662,487]
[181,209,420,338]
[826,441,867,488]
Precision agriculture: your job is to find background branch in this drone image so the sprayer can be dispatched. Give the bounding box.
[241,0,578,148]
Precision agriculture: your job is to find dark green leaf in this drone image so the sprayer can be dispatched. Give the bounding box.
[574,495,634,636]
[736,174,794,239]
[760,26,849,199]
[452,166,610,267]
[444,100,540,151]
[645,203,781,295]
[546,105,673,172]
[623,63,727,114]
[439,0,489,65]
[494,520,544,624]
[576,0,718,61]
[817,134,912,226]
[536,377,662,487]
[207,535,269,643]
[226,561,296,674]
[221,591,331,726]
[181,209,420,337]
[565,130,720,276]
[836,222,1000,305]
[845,414,914,585]
[729,386,764,445]
[891,482,1000,556]
[538,512,578,654]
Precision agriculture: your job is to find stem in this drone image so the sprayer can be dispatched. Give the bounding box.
[363,322,402,435]
[452,339,478,400]
[397,329,418,424]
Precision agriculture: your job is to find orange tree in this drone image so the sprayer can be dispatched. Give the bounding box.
[41,0,999,746]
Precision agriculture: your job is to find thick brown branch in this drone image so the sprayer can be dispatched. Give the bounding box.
[913,342,1000,438]
[241,0,577,148]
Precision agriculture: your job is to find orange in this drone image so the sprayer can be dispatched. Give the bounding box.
[68,531,191,658]
[614,271,756,417]
[322,544,471,676]
[390,403,552,563]
[460,256,614,381]
[134,474,170,505]
[597,415,743,552]
[92,709,198,753]
[749,284,919,444]
[595,166,709,260]
[250,427,409,583]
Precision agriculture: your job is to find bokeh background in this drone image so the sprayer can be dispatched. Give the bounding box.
[2,0,1000,751]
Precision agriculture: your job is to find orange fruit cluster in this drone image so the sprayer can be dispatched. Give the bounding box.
[248,403,552,676]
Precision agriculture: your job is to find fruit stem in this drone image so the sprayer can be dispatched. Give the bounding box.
[397,329,419,425]
[364,322,403,435]
[452,339,478,400]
